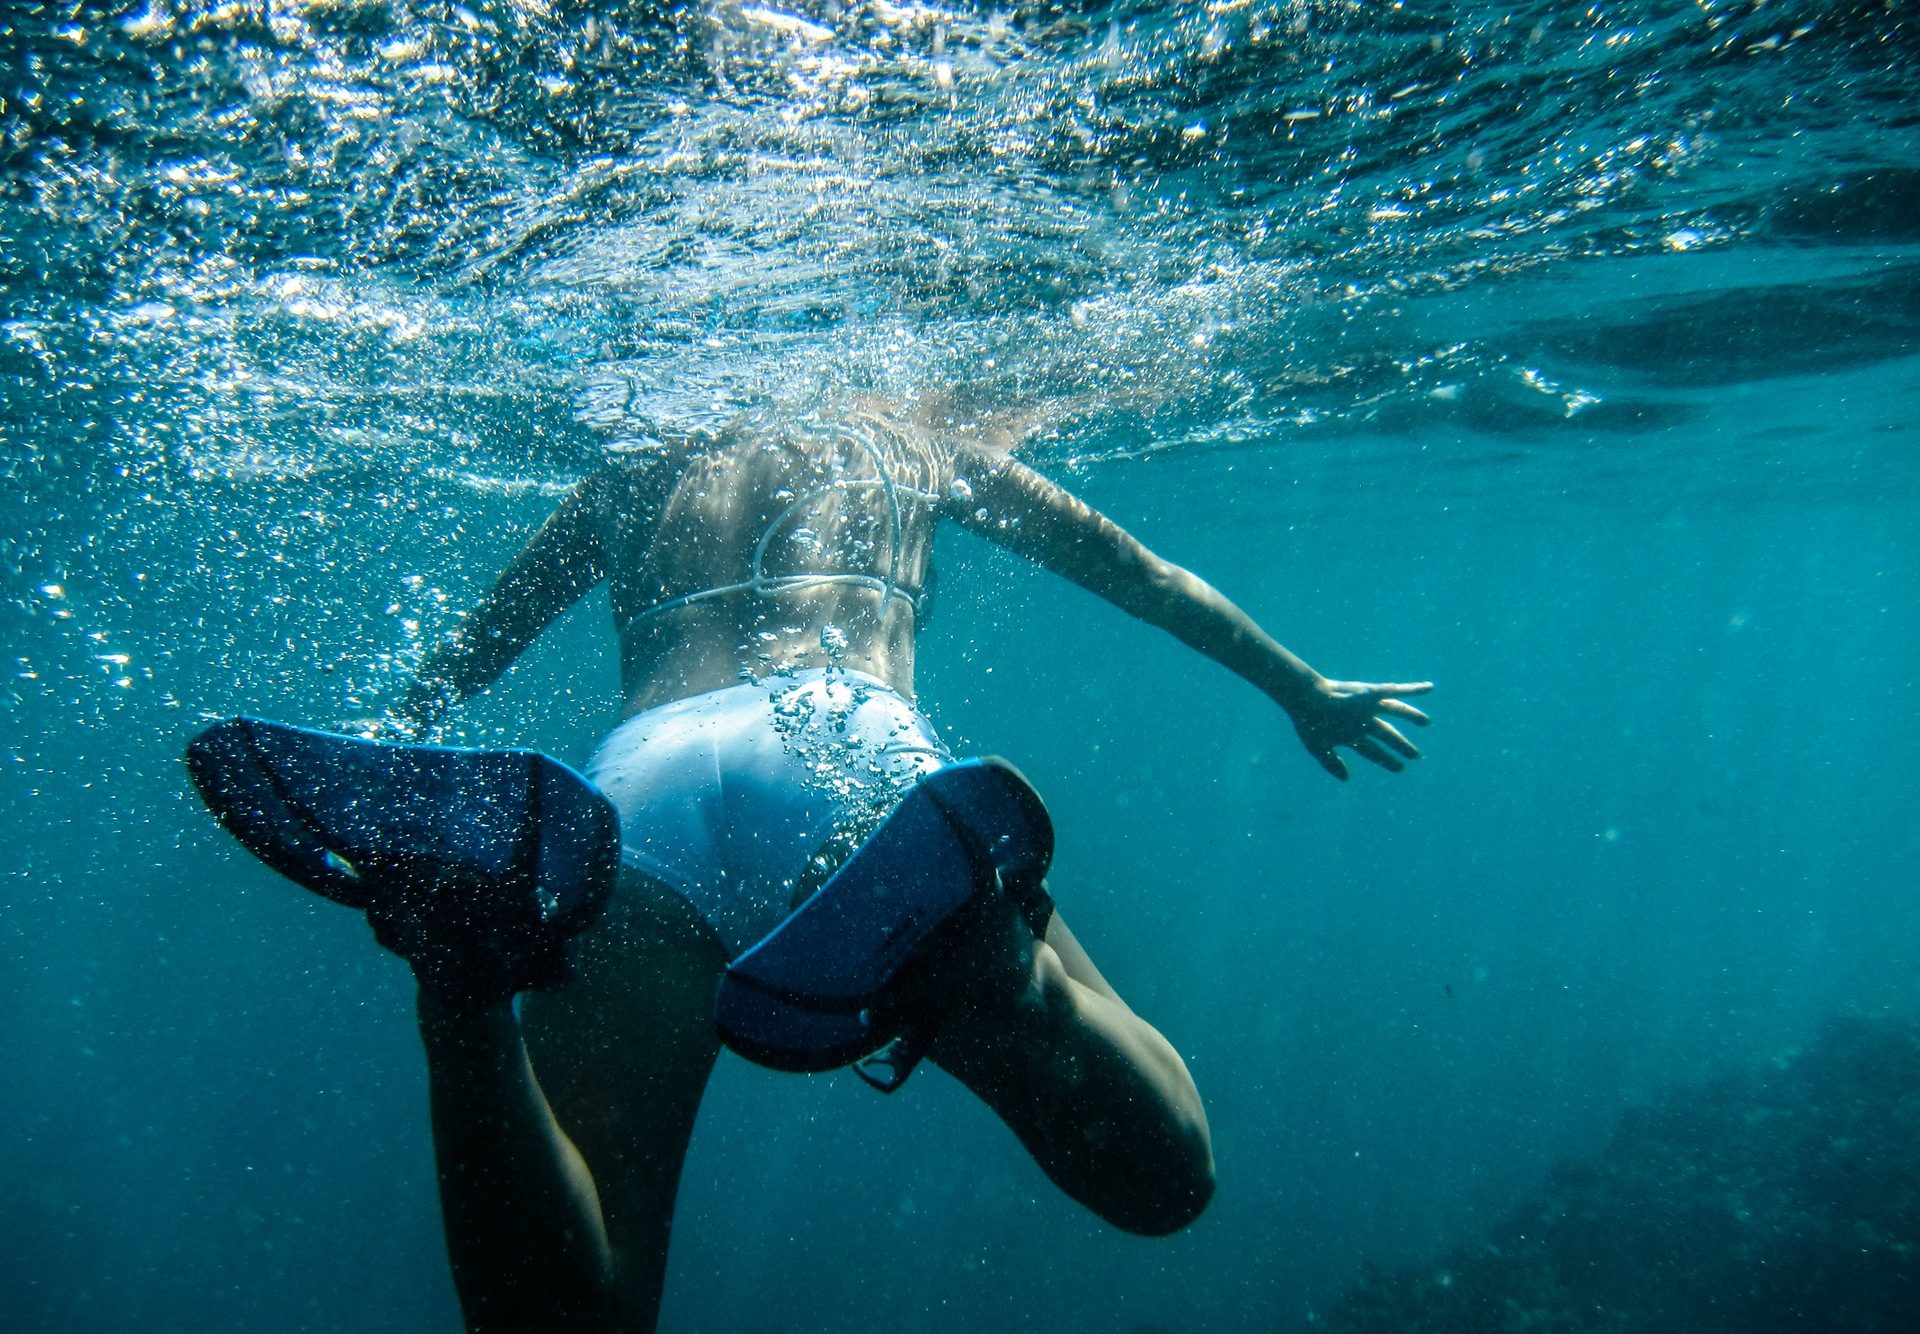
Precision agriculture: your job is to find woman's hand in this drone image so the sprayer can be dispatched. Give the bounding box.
[1283,678,1433,780]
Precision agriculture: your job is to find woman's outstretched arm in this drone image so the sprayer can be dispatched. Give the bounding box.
[950,445,1430,779]
[387,476,610,735]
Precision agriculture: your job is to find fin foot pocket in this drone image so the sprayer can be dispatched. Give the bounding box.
[715,757,1054,1088]
[185,717,618,1005]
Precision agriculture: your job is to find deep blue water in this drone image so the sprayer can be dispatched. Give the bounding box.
[4,1,1918,1330]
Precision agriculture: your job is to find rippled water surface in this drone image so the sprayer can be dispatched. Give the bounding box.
[7,0,1917,713]
[5,2,1919,1331]
[10,0,1916,463]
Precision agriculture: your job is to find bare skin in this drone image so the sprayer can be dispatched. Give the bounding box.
[385,405,1431,1332]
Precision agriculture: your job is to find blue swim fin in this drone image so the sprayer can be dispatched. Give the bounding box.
[714,757,1053,1090]
[184,717,617,1004]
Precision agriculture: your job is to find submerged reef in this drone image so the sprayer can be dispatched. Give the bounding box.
[1310,1016,1920,1333]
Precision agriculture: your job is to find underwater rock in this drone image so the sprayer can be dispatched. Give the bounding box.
[1307,1016,1920,1333]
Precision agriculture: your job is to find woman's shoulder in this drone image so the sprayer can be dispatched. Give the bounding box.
[586,431,724,489]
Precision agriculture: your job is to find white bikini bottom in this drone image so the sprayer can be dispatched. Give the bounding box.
[583,669,949,956]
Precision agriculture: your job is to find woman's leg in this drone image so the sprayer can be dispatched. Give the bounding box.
[419,991,616,1333]
[423,882,725,1334]
[930,912,1216,1237]
[520,885,726,1331]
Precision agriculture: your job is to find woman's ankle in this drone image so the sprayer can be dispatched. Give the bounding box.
[417,985,519,1047]
[935,938,1069,1060]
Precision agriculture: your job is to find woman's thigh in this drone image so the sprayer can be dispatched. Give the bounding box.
[519,878,727,1310]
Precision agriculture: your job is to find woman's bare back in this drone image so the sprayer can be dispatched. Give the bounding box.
[599,412,956,713]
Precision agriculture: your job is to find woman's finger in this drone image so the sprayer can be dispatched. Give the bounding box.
[1352,737,1405,773]
[1359,681,1433,697]
[1371,718,1421,759]
[1377,699,1431,726]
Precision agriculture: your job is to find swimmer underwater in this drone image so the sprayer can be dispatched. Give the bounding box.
[185,399,1431,1333]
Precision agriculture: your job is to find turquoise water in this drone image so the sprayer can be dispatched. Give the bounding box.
[4,1,1918,1330]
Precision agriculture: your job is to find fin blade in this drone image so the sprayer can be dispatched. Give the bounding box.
[715,758,1052,1080]
[183,718,619,995]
